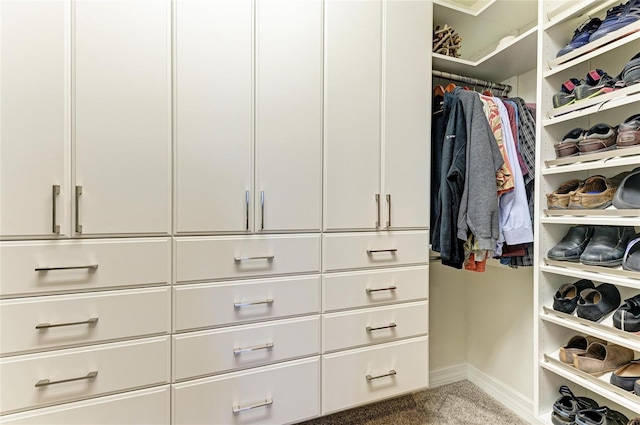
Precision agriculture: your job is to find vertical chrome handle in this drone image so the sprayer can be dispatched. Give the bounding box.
[36,317,99,329]
[245,191,250,231]
[52,185,60,234]
[366,370,396,381]
[35,371,98,387]
[75,186,83,234]
[386,194,391,228]
[233,342,274,354]
[375,194,380,229]
[232,398,273,414]
[366,323,396,332]
[261,191,265,230]
[366,286,397,294]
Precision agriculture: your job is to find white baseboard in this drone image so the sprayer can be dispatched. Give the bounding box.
[467,364,541,424]
[429,363,468,389]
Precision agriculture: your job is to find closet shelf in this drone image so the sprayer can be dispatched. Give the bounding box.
[541,307,640,352]
[545,21,640,74]
[541,354,640,415]
[544,259,640,283]
[543,0,614,30]
[541,263,640,290]
[542,90,640,127]
[433,0,495,17]
[547,84,640,121]
[541,210,640,226]
[542,147,640,175]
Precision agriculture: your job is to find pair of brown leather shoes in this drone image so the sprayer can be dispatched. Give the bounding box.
[546,172,630,209]
[554,124,618,158]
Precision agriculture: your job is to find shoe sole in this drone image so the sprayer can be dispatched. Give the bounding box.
[579,258,624,267]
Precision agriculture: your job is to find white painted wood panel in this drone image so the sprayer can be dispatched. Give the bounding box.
[0,0,70,238]
[175,0,253,233]
[74,0,170,235]
[255,0,323,232]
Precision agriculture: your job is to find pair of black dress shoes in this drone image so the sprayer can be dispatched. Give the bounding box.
[553,279,620,322]
[548,225,635,267]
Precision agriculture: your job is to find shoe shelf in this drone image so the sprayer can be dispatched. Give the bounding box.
[543,90,640,127]
[541,209,640,226]
[548,84,640,121]
[545,21,640,76]
[543,0,616,30]
[541,353,640,415]
[542,146,640,175]
[545,259,640,281]
[542,262,640,291]
[542,307,640,352]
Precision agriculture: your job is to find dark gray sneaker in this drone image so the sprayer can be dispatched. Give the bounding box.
[553,78,581,108]
[574,69,615,101]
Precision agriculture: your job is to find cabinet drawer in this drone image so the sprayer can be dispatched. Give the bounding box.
[0,386,170,424]
[322,301,428,352]
[173,317,319,380]
[1,287,170,356]
[323,266,428,312]
[173,357,320,425]
[0,238,171,298]
[0,336,170,415]
[174,276,320,331]
[323,231,429,272]
[175,235,321,282]
[322,337,428,415]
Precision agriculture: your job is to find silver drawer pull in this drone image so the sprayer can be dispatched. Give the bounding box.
[366,370,396,381]
[366,323,396,332]
[234,255,275,262]
[232,398,273,414]
[233,342,274,354]
[35,371,98,387]
[234,299,274,308]
[36,317,99,330]
[52,185,60,234]
[366,286,397,294]
[35,264,98,272]
[367,249,398,254]
[386,194,391,228]
[75,185,83,234]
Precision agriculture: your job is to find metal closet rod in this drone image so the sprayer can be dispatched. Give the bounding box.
[432,69,512,94]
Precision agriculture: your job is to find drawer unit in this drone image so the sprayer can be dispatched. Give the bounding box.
[172,357,320,425]
[322,266,428,312]
[0,238,171,298]
[173,276,320,331]
[322,336,429,415]
[322,301,428,352]
[175,234,321,282]
[1,287,170,356]
[0,386,170,424]
[173,316,319,380]
[0,336,170,415]
[322,231,429,272]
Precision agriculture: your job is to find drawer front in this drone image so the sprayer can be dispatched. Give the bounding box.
[0,238,171,298]
[322,302,428,352]
[0,336,170,415]
[322,337,428,415]
[322,231,429,272]
[323,266,428,312]
[173,317,320,380]
[1,287,170,356]
[174,276,320,331]
[175,235,321,282]
[173,358,320,425]
[1,386,170,424]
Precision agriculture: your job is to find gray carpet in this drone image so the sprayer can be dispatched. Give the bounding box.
[298,380,530,425]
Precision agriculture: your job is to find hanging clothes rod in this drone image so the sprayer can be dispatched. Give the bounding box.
[432,69,512,94]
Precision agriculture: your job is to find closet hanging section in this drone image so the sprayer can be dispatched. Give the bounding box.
[432,69,512,95]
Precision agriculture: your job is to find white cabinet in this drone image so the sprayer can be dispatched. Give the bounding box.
[175,0,322,234]
[324,0,430,231]
[74,0,171,236]
[0,0,70,238]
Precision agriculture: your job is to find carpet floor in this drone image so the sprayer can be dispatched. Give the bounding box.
[297,380,531,425]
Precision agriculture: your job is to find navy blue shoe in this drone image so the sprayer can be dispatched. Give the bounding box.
[557,17,603,57]
[589,0,640,42]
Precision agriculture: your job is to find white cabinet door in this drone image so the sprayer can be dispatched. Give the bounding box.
[382,0,431,230]
[0,0,70,238]
[175,0,253,234]
[323,0,382,231]
[255,0,323,233]
[74,0,170,236]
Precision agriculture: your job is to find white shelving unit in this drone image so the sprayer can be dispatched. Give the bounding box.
[536,0,640,422]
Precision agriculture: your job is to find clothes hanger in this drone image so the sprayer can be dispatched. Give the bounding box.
[433,85,445,98]
[444,82,456,92]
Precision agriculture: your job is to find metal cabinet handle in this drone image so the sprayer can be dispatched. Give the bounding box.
[234,299,274,308]
[232,398,273,414]
[35,264,98,272]
[375,194,380,229]
[35,371,98,387]
[366,370,396,381]
[367,249,398,254]
[260,191,265,230]
[75,186,83,234]
[245,191,250,231]
[36,317,99,329]
[234,255,274,262]
[386,194,391,228]
[233,342,274,354]
[366,286,397,294]
[52,185,61,234]
[366,323,396,332]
